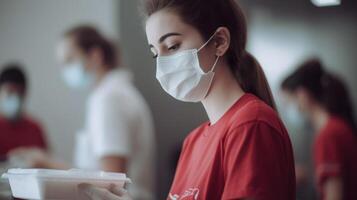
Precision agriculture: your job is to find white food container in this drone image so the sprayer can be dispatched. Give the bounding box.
[1,168,131,200]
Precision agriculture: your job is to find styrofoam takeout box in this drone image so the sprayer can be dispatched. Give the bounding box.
[1,168,131,200]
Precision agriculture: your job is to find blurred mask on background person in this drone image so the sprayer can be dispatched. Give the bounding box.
[280,90,309,128]
[0,78,26,121]
[57,35,96,90]
[61,60,94,89]
[0,91,22,120]
[285,102,309,128]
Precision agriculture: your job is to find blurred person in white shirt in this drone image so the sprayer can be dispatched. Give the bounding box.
[12,25,156,200]
[63,25,156,200]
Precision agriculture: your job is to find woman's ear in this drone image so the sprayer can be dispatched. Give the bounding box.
[214,27,230,57]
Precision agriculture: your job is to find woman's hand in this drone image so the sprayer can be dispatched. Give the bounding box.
[7,147,50,168]
[7,147,69,169]
[78,183,132,200]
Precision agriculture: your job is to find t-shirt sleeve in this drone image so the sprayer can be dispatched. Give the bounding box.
[222,121,288,200]
[314,132,342,186]
[91,94,131,158]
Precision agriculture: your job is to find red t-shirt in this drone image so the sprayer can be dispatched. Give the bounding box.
[0,115,47,159]
[314,116,357,200]
[168,94,296,200]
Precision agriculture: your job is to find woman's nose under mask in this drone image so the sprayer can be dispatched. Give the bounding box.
[155,31,220,102]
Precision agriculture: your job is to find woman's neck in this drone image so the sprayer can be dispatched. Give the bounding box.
[201,62,245,124]
[310,104,330,132]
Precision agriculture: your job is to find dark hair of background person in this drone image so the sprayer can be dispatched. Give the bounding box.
[141,0,277,110]
[64,25,120,69]
[0,63,27,93]
[281,58,356,132]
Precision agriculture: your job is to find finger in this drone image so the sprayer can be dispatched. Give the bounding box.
[109,184,128,196]
[78,183,121,200]
[81,186,119,200]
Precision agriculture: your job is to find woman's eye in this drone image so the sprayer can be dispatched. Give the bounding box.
[168,44,180,51]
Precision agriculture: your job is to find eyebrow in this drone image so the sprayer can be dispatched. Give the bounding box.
[159,32,182,43]
[149,32,182,48]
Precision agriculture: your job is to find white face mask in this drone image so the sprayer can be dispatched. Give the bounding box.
[156,32,220,102]
[0,93,22,119]
[284,103,308,128]
[62,60,93,89]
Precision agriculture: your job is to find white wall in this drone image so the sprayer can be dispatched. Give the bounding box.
[0,0,119,162]
[247,6,357,106]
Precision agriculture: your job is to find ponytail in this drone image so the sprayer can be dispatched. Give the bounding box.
[233,51,277,111]
[320,73,356,131]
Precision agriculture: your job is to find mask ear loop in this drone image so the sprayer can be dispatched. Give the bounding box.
[197,31,217,52]
[197,31,220,73]
[210,56,220,72]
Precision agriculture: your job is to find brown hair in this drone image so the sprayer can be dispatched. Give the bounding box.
[142,0,276,110]
[64,25,119,69]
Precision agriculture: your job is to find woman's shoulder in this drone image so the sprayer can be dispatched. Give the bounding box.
[184,95,285,144]
[318,116,356,141]
[184,121,210,142]
[228,94,282,131]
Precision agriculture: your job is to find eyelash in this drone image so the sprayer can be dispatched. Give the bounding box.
[168,44,180,51]
[152,43,180,59]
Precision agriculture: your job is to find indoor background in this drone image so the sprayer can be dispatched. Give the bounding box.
[0,0,356,199]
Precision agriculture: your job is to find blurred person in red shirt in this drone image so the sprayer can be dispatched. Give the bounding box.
[281,59,357,200]
[0,63,47,162]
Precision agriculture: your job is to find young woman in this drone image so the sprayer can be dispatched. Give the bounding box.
[78,0,296,199]
[281,59,357,200]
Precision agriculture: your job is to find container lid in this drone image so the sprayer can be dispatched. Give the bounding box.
[2,168,131,183]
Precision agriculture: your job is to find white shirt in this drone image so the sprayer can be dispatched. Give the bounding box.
[74,69,156,200]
